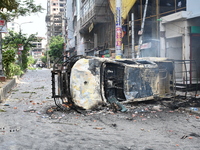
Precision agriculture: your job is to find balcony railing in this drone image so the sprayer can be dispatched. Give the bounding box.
[80,0,110,31]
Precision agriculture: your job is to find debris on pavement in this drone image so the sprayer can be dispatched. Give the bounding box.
[190,107,198,111]
[181,135,188,139]
[93,127,105,130]
[189,133,200,137]
[0,109,6,112]
[23,109,36,113]
[0,68,200,150]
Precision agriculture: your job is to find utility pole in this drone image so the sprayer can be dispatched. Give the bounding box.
[0,19,7,80]
[115,0,122,59]
[138,0,148,58]
[0,32,3,76]
[131,13,135,59]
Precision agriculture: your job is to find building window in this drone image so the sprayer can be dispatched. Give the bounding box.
[81,0,95,17]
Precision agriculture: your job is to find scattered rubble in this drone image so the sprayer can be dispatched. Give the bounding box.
[0,109,6,112]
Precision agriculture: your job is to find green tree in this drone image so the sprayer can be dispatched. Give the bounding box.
[0,0,44,21]
[2,49,16,78]
[27,56,36,67]
[41,55,47,64]
[3,31,40,70]
[49,36,64,62]
[0,0,44,77]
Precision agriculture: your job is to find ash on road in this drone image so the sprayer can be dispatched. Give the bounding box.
[0,69,200,150]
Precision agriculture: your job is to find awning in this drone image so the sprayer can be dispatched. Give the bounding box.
[108,0,136,19]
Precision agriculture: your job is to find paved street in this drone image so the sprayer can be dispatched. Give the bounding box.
[0,69,200,150]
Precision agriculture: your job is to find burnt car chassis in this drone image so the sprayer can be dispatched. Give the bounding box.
[51,55,175,112]
[51,55,84,111]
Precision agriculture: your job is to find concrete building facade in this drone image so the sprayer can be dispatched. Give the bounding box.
[160,0,200,84]
[67,0,114,57]
[46,0,67,38]
[46,0,200,86]
[65,0,189,59]
[31,39,45,60]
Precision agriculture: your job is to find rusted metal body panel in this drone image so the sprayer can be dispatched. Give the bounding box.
[51,56,174,111]
[137,57,174,99]
[123,64,159,102]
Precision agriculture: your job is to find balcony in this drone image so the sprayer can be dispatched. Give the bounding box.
[53,23,62,30]
[45,15,51,22]
[53,17,62,23]
[80,0,110,33]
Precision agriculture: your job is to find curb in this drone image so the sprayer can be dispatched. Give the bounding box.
[0,78,17,102]
[0,70,27,103]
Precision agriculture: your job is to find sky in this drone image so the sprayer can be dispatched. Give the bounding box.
[18,0,47,37]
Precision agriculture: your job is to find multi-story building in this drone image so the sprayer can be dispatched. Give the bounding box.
[158,0,200,88]
[63,0,199,90]
[46,0,200,89]
[47,0,199,60]
[66,0,113,57]
[79,0,113,57]
[67,0,186,58]
[31,38,46,59]
[46,0,67,38]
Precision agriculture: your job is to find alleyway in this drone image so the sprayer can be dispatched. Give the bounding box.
[0,69,200,150]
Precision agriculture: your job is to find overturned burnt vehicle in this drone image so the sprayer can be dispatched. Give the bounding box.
[51,55,174,112]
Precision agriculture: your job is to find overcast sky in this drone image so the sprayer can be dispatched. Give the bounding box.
[18,0,47,37]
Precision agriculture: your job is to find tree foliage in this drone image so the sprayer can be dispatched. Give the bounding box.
[27,56,36,66]
[41,55,47,64]
[3,31,40,70]
[49,36,64,62]
[0,0,18,11]
[0,0,44,21]
[2,48,16,78]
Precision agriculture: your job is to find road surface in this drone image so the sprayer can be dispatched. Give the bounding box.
[0,68,200,150]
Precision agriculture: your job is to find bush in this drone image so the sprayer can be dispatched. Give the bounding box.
[27,56,36,67]
[2,49,15,78]
[9,63,24,77]
[2,49,24,78]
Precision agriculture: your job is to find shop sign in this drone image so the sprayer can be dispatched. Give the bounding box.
[116,27,122,46]
[89,23,94,32]
[18,44,24,51]
[0,19,7,33]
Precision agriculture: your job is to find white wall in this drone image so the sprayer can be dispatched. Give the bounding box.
[66,0,75,50]
[76,0,81,20]
[76,0,85,55]
[165,21,185,38]
[166,37,182,60]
